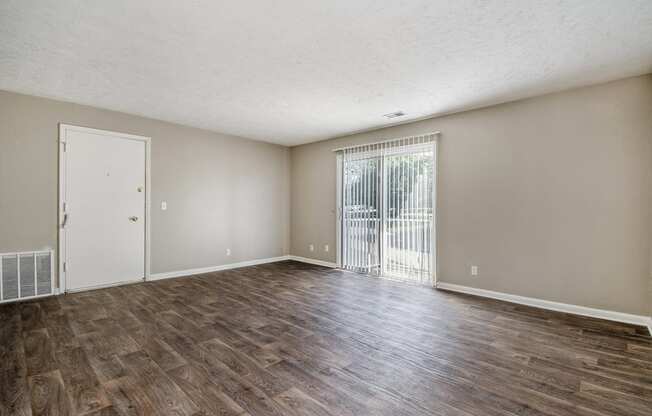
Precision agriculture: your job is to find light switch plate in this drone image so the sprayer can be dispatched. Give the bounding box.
[161,201,167,210]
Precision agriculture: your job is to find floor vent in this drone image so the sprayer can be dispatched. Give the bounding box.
[1,250,55,303]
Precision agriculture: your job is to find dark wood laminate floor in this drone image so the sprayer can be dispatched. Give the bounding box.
[1,261,651,416]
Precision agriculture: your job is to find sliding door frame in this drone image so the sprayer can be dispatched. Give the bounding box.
[431,140,439,286]
[336,138,439,286]
[379,154,387,277]
[336,154,343,268]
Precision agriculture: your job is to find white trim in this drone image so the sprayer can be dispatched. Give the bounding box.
[436,282,651,328]
[60,124,153,142]
[58,124,152,293]
[149,256,292,281]
[335,153,343,268]
[144,134,152,282]
[288,256,337,268]
[647,318,652,336]
[431,138,439,287]
[133,255,337,282]
[58,127,66,290]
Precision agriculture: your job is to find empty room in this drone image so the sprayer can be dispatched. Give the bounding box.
[1,1,651,415]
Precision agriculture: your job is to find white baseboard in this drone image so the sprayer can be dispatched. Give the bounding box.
[141,254,340,282]
[287,255,337,268]
[149,255,336,282]
[436,282,651,330]
[149,255,291,281]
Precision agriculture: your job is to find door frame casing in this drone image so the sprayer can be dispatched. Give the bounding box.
[58,123,152,293]
[431,139,439,286]
[335,154,343,268]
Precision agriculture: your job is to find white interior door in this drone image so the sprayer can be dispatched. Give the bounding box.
[61,126,147,291]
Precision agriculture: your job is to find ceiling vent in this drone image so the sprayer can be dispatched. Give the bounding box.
[383,111,406,119]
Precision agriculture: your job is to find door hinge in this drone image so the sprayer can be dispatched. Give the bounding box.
[63,262,67,272]
[62,141,67,152]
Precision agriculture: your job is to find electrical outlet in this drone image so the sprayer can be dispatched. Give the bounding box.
[324,244,329,252]
[309,244,314,252]
[226,248,231,256]
[471,265,478,276]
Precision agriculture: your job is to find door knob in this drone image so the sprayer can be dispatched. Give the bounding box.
[129,216,139,222]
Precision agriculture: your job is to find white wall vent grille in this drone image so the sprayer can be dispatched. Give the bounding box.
[1,250,54,303]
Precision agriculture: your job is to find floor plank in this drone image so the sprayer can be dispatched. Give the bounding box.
[28,370,71,416]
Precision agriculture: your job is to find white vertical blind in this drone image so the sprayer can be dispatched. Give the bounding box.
[338,133,437,285]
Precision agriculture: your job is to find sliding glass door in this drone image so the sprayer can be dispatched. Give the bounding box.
[337,133,437,285]
[383,144,435,283]
[341,154,381,275]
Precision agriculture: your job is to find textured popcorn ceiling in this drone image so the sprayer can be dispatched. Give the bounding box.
[1,1,651,146]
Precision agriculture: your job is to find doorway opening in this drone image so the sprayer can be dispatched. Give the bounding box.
[58,124,151,292]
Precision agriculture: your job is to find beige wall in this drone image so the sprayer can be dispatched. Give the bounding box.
[0,90,290,284]
[290,75,652,316]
